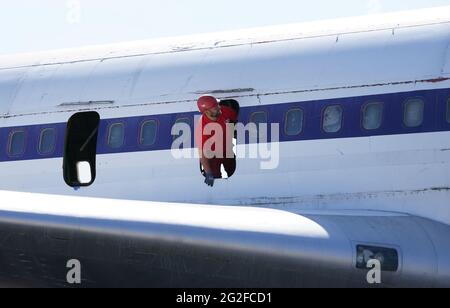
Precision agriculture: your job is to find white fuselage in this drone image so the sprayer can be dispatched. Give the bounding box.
[1,7,450,225]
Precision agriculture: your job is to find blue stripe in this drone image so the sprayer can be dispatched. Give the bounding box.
[1,88,450,162]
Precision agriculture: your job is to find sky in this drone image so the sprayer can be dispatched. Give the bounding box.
[1,0,450,55]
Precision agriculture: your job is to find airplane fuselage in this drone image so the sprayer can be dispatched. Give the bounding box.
[0,7,450,287]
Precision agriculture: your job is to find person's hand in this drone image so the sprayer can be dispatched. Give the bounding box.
[204,172,215,187]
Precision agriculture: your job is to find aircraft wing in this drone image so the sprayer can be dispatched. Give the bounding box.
[0,190,449,287]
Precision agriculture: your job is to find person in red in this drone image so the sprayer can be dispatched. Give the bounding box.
[195,95,238,187]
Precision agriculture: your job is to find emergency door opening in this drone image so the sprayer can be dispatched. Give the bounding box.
[63,111,100,187]
[198,98,240,181]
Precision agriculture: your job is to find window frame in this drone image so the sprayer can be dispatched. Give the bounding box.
[38,128,57,155]
[321,105,344,134]
[106,122,126,149]
[446,98,450,124]
[7,129,27,157]
[173,117,192,141]
[249,111,269,126]
[361,101,384,131]
[284,108,304,136]
[139,119,159,147]
[249,111,269,142]
[403,97,425,128]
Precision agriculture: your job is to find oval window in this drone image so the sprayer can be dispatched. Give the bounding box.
[172,118,192,151]
[404,98,424,128]
[446,99,450,124]
[8,131,26,157]
[285,109,304,136]
[173,118,191,140]
[140,120,158,146]
[363,102,383,130]
[39,128,56,155]
[323,105,343,133]
[107,123,125,149]
[249,111,268,142]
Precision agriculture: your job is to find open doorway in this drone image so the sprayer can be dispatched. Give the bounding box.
[63,111,100,187]
[199,99,240,179]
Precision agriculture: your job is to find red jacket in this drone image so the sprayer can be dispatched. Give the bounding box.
[195,106,238,158]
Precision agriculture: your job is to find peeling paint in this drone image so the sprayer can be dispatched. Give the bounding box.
[429,187,450,192]
[194,88,255,95]
[232,187,450,207]
[170,45,196,52]
[251,77,450,99]
[425,77,449,83]
[58,100,115,107]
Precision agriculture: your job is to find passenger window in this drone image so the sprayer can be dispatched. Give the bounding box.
[63,112,100,187]
[39,128,56,155]
[173,118,191,140]
[404,98,424,128]
[323,105,343,133]
[140,120,158,146]
[8,131,26,157]
[107,123,125,149]
[446,99,450,124]
[285,108,304,136]
[249,111,268,142]
[363,102,383,130]
[250,111,268,126]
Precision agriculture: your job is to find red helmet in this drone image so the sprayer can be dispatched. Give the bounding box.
[197,95,219,113]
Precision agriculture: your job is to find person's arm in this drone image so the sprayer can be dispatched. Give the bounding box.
[199,146,215,187]
[199,151,212,174]
[195,117,215,187]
